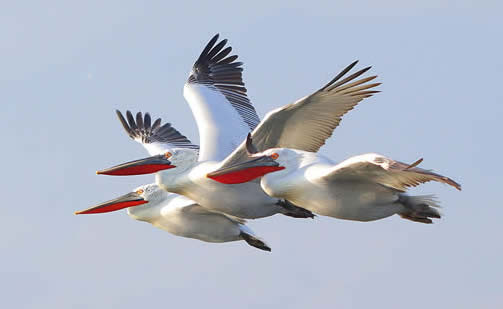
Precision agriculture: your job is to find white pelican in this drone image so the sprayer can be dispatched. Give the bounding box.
[77,111,270,251]
[97,34,379,219]
[207,134,461,223]
[75,183,270,251]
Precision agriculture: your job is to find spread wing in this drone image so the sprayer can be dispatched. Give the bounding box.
[183,34,260,161]
[116,110,199,156]
[220,60,380,168]
[323,153,461,192]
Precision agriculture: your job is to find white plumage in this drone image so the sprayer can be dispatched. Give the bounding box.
[76,110,270,251]
[85,32,461,255]
[209,142,461,224]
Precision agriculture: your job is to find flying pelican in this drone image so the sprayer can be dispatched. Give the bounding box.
[207,134,461,223]
[76,111,270,251]
[96,34,379,219]
[76,183,270,251]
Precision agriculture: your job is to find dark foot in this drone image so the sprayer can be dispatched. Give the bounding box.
[277,200,315,219]
[399,213,433,224]
[240,232,271,252]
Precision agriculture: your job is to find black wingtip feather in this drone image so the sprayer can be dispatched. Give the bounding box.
[212,46,232,63]
[320,60,359,91]
[206,39,228,60]
[116,110,134,137]
[218,54,238,65]
[144,113,151,130]
[198,34,220,62]
[126,111,137,130]
[188,35,260,131]
[136,112,144,130]
[151,118,161,131]
[326,66,374,91]
[115,110,199,149]
[195,35,239,68]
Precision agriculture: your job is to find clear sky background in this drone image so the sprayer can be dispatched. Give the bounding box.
[1,1,501,308]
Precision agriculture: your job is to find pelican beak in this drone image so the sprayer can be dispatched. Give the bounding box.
[207,156,284,184]
[97,154,175,176]
[75,192,147,215]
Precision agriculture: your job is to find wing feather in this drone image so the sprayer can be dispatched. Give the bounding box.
[221,61,379,167]
[323,154,461,192]
[116,110,199,156]
[151,118,161,131]
[184,34,260,161]
[126,111,138,131]
[179,204,247,224]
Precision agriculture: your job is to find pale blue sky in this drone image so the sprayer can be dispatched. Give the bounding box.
[1,1,501,308]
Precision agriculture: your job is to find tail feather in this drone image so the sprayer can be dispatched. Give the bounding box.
[399,194,442,224]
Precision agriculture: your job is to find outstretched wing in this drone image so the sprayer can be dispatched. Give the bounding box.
[116,110,199,156]
[184,34,260,161]
[220,61,380,168]
[323,153,461,192]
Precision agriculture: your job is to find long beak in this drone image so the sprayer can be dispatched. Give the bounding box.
[207,156,284,184]
[97,154,175,176]
[75,192,147,215]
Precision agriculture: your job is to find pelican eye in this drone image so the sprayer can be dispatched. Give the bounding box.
[164,152,172,159]
[136,189,144,195]
[271,153,279,160]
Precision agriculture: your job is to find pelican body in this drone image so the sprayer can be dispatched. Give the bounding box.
[208,137,461,224]
[76,183,270,250]
[154,151,295,218]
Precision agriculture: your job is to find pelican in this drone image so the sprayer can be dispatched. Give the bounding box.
[76,183,270,251]
[96,34,379,219]
[207,134,461,223]
[76,111,270,251]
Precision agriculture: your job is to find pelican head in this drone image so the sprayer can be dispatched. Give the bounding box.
[75,183,164,215]
[207,134,291,184]
[96,148,198,176]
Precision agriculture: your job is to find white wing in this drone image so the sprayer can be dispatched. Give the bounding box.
[323,153,461,191]
[116,110,199,156]
[221,61,380,168]
[183,34,260,162]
